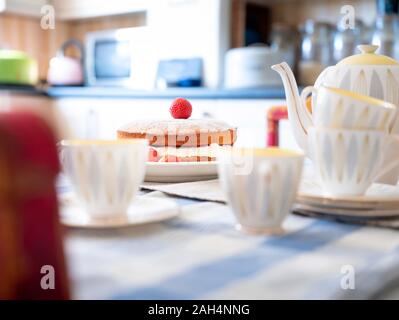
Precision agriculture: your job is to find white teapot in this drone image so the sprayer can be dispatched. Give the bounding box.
[272,44,399,185]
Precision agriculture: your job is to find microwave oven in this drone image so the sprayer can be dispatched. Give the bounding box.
[85,27,156,88]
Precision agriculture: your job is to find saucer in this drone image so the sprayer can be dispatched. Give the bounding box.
[60,196,180,228]
[295,180,399,217]
[293,203,399,218]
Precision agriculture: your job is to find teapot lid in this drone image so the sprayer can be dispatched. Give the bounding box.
[337,44,399,66]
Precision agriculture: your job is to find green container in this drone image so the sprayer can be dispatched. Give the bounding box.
[0,50,38,85]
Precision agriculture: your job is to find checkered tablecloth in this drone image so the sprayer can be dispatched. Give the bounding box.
[63,190,399,300]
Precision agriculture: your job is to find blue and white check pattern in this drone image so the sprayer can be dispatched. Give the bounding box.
[64,191,399,300]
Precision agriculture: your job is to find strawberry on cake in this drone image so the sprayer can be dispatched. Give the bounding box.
[117,98,237,162]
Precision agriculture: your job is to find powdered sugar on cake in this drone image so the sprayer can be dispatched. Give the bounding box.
[119,119,234,135]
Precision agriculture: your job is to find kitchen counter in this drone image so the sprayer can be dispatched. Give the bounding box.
[1,85,286,100]
[45,86,286,100]
[0,84,44,96]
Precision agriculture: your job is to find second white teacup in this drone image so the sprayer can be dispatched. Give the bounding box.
[302,85,397,133]
[217,147,304,234]
[60,139,148,219]
[308,127,399,196]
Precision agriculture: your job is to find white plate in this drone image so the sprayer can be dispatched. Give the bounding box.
[297,179,399,210]
[60,196,180,228]
[145,161,218,183]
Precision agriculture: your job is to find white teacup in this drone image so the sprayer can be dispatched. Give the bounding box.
[302,85,397,133]
[60,139,148,219]
[308,127,399,196]
[217,147,304,235]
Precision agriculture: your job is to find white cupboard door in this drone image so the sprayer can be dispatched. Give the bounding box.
[215,99,285,147]
[95,99,168,139]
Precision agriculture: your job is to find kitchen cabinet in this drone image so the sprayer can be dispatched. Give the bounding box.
[51,0,147,20]
[0,0,47,17]
[50,0,230,88]
[53,97,287,148]
[147,0,230,88]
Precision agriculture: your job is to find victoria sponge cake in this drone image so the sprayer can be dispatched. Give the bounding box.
[117,98,237,162]
[117,118,237,147]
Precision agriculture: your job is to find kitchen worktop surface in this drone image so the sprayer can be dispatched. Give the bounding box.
[0,84,44,96]
[46,86,286,99]
[0,85,286,100]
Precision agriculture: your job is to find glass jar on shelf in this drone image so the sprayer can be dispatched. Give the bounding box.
[371,14,399,60]
[332,19,367,63]
[298,20,333,85]
[270,23,298,71]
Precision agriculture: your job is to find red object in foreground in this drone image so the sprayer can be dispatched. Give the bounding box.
[266,106,288,147]
[0,112,69,299]
[170,97,193,119]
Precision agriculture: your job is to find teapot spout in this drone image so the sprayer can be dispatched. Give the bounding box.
[271,62,313,151]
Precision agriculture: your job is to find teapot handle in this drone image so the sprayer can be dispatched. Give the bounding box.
[300,86,316,121]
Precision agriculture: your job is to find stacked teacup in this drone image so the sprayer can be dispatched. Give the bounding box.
[304,85,399,196]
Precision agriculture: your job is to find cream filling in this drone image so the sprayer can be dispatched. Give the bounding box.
[153,145,230,158]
